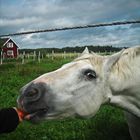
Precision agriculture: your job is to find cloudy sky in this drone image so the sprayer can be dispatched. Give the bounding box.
[0,0,140,49]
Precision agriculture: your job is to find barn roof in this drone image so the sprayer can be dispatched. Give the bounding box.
[0,38,9,48]
[0,38,19,49]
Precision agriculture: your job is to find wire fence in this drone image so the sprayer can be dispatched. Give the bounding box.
[0,20,140,65]
[0,20,140,37]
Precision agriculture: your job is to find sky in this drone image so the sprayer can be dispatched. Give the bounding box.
[0,0,140,49]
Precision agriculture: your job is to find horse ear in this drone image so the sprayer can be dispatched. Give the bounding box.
[82,47,89,55]
[104,49,124,74]
[91,51,101,57]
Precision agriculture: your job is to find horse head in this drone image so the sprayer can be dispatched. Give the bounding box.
[17,48,124,123]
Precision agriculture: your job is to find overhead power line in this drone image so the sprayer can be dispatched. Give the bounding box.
[0,20,140,37]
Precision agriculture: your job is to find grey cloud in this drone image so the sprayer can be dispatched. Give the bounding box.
[0,0,140,48]
[15,25,140,48]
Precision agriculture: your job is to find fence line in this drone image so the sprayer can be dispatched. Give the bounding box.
[0,20,140,37]
[0,50,115,65]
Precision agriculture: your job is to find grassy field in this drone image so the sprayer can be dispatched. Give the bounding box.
[0,58,131,140]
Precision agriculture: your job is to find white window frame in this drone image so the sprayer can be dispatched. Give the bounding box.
[7,50,14,56]
[7,42,13,48]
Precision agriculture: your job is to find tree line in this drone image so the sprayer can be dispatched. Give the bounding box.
[19,45,122,54]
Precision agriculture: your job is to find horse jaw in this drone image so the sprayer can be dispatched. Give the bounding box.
[69,84,107,118]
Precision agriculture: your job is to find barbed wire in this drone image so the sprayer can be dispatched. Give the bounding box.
[0,20,140,37]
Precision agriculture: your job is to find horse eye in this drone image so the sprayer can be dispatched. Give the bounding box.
[84,69,96,80]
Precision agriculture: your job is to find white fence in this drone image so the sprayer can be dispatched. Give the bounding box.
[0,50,81,65]
[0,50,114,65]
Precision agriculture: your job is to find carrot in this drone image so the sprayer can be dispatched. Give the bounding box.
[14,108,27,121]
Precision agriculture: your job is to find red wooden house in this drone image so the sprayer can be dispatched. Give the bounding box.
[0,38,19,58]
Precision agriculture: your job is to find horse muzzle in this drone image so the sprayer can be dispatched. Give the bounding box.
[17,82,50,122]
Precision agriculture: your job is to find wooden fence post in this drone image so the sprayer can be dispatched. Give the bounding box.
[47,53,50,58]
[69,52,71,58]
[63,51,66,59]
[74,51,77,58]
[52,50,54,60]
[33,51,36,61]
[38,51,40,63]
[0,51,3,65]
[27,53,30,59]
[22,51,25,64]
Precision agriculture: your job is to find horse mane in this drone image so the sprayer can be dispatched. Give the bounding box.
[75,46,140,80]
[74,53,104,74]
[111,46,140,79]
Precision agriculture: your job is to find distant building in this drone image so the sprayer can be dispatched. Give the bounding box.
[0,38,19,58]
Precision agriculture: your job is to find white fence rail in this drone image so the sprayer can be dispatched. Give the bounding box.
[0,50,114,65]
[0,51,82,65]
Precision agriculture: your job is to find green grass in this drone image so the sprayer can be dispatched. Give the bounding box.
[0,58,131,140]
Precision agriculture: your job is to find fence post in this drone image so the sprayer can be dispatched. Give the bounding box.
[52,50,54,60]
[47,53,50,58]
[22,51,25,64]
[27,53,30,59]
[38,51,40,63]
[74,51,76,58]
[69,52,71,58]
[0,51,3,65]
[33,51,36,61]
[63,51,66,59]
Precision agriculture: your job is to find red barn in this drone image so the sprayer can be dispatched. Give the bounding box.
[0,38,19,58]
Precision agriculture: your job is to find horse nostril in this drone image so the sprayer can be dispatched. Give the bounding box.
[21,82,46,102]
[25,88,40,100]
[24,87,41,102]
[26,88,39,97]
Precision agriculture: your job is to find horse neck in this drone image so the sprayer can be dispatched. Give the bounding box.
[108,48,140,117]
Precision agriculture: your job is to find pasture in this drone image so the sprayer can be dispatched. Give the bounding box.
[0,57,131,140]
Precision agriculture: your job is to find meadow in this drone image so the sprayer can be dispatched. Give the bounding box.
[0,57,131,140]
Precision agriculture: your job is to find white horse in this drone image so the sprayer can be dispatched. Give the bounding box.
[18,46,140,140]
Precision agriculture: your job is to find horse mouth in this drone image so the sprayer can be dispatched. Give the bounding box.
[26,108,49,123]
